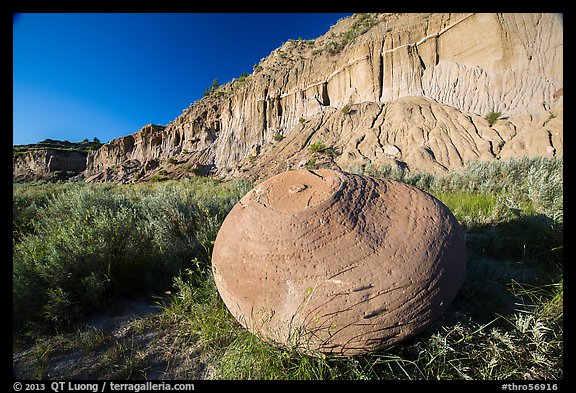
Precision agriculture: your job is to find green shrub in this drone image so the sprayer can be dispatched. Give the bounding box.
[237,73,249,83]
[163,266,239,349]
[486,111,502,126]
[13,182,70,241]
[309,142,326,153]
[325,13,380,56]
[229,73,250,92]
[362,157,563,224]
[14,157,563,380]
[305,156,317,170]
[13,178,252,334]
[203,78,219,97]
[325,41,343,55]
[13,185,152,328]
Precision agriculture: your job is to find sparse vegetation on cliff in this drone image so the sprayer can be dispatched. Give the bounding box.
[325,13,381,55]
[309,141,338,157]
[234,73,249,87]
[486,110,503,126]
[203,78,220,97]
[57,13,560,186]
[13,138,104,158]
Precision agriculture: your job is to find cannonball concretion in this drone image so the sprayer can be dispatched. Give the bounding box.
[211,169,466,356]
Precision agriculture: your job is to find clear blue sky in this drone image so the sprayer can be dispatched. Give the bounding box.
[13,13,352,145]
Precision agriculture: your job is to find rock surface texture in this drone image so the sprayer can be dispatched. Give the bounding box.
[212,169,466,356]
[78,12,562,184]
[13,149,87,182]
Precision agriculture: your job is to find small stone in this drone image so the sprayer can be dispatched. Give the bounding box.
[382,144,400,156]
[288,184,308,193]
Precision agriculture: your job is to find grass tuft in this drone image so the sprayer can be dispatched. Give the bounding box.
[13,157,562,380]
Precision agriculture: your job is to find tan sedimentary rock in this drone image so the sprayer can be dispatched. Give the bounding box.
[212,169,466,356]
[13,149,87,182]
[80,13,562,184]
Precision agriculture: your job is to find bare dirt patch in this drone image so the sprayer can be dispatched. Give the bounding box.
[13,298,215,380]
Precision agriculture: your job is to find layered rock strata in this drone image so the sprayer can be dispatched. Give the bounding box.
[13,149,87,182]
[76,13,562,183]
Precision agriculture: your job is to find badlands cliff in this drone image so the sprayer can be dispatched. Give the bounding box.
[13,149,87,182]
[60,13,562,183]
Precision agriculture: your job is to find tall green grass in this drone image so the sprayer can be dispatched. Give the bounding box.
[361,156,563,224]
[158,157,562,380]
[13,177,251,333]
[13,157,562,379]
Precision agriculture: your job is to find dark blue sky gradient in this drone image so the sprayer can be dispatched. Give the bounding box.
[13,13,352,145]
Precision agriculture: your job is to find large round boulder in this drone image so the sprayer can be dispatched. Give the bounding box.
[212,169,466,356]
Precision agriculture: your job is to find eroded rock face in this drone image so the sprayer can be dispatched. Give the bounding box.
[82,13,562,184]
[13,149,87,182]
[212,169,466,356]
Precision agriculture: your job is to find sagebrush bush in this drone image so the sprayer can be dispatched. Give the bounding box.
[14,185,152,328]
[13,178,252,332]
[361,157,563,224]
[13,182,72,241]
[13,158,562,380]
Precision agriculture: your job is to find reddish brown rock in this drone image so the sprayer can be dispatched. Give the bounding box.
[212,169,466,356]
